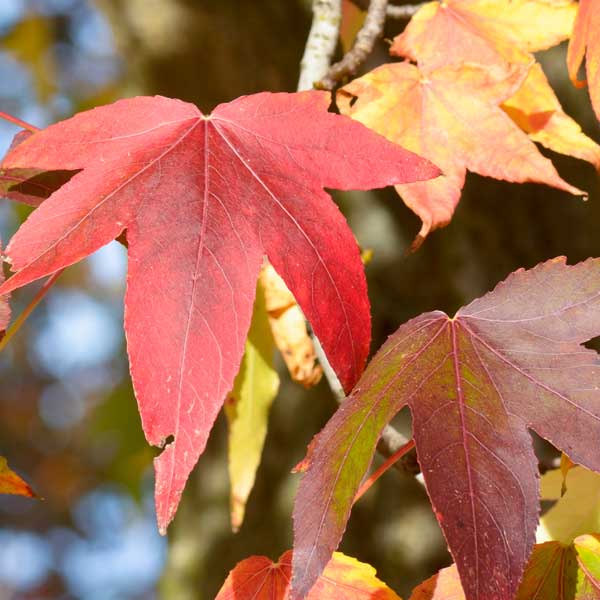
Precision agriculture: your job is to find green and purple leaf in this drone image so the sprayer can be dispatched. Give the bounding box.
[292,257,600,600]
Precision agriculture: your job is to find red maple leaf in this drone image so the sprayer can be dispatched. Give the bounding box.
[216,550,400,599]
[292,257,600,600]
[0,92,438,532]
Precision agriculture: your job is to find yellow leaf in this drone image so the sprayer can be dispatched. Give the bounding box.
[259,264,322,388]
[338,62,582,247]
[224,282,279,532]
[391,0,577,72]
[538,466,600,544]
[502,63,600,170]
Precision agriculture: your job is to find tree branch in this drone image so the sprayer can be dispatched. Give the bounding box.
[348,0,425,18]
[298,0,419,477]
[318,0,388,90]
[387,3,425,18]
[298,0,343,91]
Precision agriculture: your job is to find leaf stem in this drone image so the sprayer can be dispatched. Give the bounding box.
[353,438,416,504]
[0,111,39,133]
[0,270,63,352]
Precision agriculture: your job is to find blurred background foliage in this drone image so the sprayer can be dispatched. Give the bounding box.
[0,1,598,598]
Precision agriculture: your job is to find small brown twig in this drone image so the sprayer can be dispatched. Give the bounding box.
[353,439,416,503]
[387,3,426,18]
[348,0,425,18]
[318,0,389,90]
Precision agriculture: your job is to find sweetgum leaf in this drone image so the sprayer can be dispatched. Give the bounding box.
[391,0,577,72]
[0,456,36,497]
[410,536,600,600]
[259,264,322,387]
[567,0,600,121]
[515,535,600,599]
[338,63,583,246]
[516,541,579,599]
[502,63,600,170]
[410,564,465,600]
[292,257,600,600]
[538,466,600,544]
[216,550,401,599]
[224,281,279,532]
[0,92,438,533]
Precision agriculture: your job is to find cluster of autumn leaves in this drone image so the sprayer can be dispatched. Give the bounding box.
[340,0,600,247]
[220,1,600,598]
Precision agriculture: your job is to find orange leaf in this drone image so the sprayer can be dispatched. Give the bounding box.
[259,264,322,388]
[391,0,577,72]
[567,0,600,121]
[0,456,37,497]
[341,0,366,54]
[410,565,464,600]
[216,551,401,599]
[502,62,600,170]
[338,62,583,246]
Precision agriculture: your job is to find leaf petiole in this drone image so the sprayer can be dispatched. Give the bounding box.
[0,111,39,133]
[353,438,416,505]
[0,269,63,352]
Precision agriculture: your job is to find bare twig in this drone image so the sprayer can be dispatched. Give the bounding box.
[353,439,416,503]
[0,270,64,352]
[298,0,343,91]
[348,0,425,18]
[387,3,425,18]
[318,0,388,90]
[298,0,419,477]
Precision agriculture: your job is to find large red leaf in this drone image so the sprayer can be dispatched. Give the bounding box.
[0,92,438,532]
[216,550,401,599]
[567,0,600,121]
[292,257,600,600]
